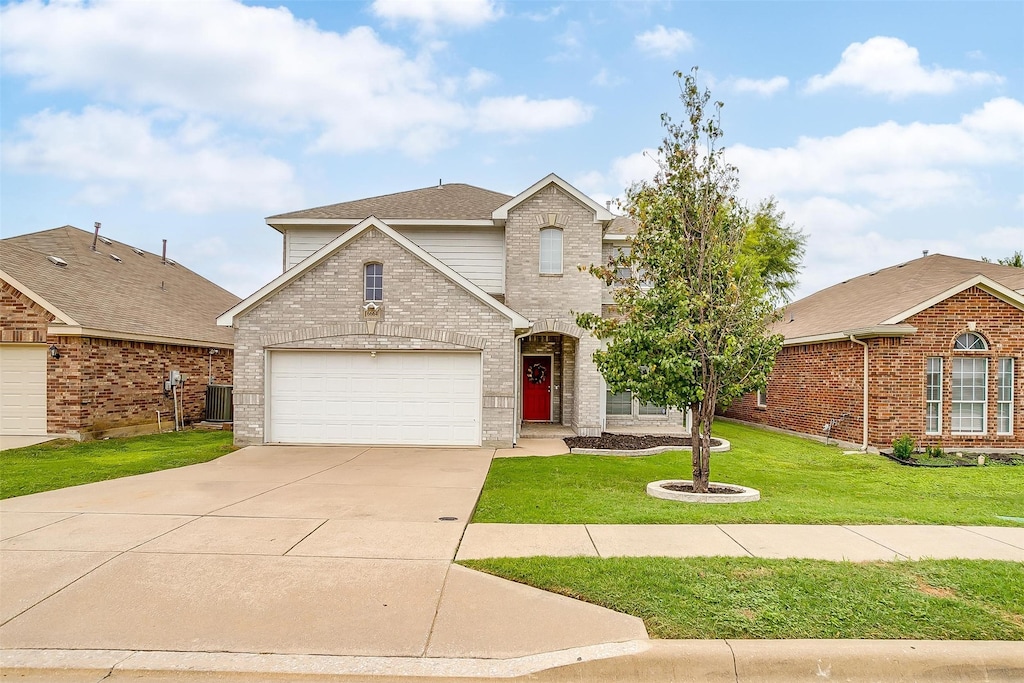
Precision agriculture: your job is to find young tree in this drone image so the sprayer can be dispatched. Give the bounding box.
[577,69,804,493]
[982,250,1024,268]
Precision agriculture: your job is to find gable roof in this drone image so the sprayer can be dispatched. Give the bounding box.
[492,173,615,222]
[267,183,512,224]
[1,226,239,346]
[218,216,531,329]
[778,254,1024,343]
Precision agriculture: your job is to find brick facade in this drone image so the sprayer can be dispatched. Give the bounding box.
[232,227,516,447]
[723,287,1024,449]
[2,281,233,439]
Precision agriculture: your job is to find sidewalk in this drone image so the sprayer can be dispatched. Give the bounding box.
[456,523,1024,561]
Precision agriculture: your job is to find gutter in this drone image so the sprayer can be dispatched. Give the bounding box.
[847,335,869,451]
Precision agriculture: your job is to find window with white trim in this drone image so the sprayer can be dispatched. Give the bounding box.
[925,357,942,434]
[998,358,1014,435]
[539,228,563,274]
[953,332,987,350]
[639,402,667,415]
[756,388,767,408]
[606,389,632,415]
[951,357,987,433]
[614,246,633,280]
[364,262,383,301]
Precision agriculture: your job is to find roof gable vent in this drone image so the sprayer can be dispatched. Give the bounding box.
[47,255,68,267]
[110,253,122,263]
[98,236,113,245]
[132,247,145,256]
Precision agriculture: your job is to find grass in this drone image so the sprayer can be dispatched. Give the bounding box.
[474,421,1024,526]
[460,556,1024,640]
[0,430,236,499]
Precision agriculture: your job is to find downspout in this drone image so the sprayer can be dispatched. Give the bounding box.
[848,335,869,451]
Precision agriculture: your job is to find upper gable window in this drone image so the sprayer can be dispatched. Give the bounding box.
[539,228,563,275]
[364,262,383,301]
[953,332,987,351]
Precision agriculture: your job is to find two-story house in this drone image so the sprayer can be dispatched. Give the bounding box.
[218,174,687,447]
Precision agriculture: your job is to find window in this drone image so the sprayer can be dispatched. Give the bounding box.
[998,358,1014,434]
[606,390,632,415]
[925,357,942,434]
[539,228,562,274]
[954,332,987,350]
[756,388,767,408]
[364,262,383,301]
[639,402,667,415]
[951,357,987,433]
[614,246,632,280]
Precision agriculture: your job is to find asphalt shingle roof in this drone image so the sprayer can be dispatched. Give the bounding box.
[777,254,1024,341]
[1,226,239,346]
[268,183,513,221]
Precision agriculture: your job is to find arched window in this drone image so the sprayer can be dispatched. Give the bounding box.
[953,332,987,350]
[364,262,383,302]
[539,228,562,274]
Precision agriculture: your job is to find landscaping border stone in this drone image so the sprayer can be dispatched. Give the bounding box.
[646,479,760,504]
[570,438,731,457]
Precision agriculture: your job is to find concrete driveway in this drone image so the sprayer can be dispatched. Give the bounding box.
[0,445,645,668]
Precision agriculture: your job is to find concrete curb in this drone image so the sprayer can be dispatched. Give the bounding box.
[570,437,731,456]
[4,640,1023,682]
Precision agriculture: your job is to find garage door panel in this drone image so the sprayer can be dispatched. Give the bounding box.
[269,351,481,446]
[0,345,48,436]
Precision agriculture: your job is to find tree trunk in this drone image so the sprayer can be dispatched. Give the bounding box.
[690,404,711,493]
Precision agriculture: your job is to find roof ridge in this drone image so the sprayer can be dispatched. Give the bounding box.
[267,182,513,220]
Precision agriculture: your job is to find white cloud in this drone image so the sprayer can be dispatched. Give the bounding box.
[728,97,1024,208]
[971,225,1024,251]
[465,67,497,90]
[475,96,593,133]
[635,26,694,59]
[2,107,301,213]
[806,36,1004,97]
[591,68,625,88]
[371,0,502,30]
[524,5,564,22]
[730,76,789,97]
[0,0,583,158]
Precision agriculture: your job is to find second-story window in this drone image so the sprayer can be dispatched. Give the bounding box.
[364,262,383,301]
[539,228,563,275]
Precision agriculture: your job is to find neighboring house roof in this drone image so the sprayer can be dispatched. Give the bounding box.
[268,183,512,222]
[778,254,1024,343]
[218,216,531,329]
[606,216,638,237]
[1,226,239,347]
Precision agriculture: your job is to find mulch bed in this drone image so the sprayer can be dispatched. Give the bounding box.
[880,451,1024,467]
[565,433,722,450]
[661,483,743,494]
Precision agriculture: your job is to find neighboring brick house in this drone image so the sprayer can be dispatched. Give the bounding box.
[0,226,239,439]
[723,254,1024,450]
[219,174,689,448]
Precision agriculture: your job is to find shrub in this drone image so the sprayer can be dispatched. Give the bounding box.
[893,434,916,459]
[925,445,946,459]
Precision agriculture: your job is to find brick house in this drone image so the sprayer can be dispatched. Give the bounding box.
[722,254,1024,451]
[219,174,689,447]
[0,226,239,440]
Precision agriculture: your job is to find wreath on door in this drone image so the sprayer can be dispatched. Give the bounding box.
[526,362,548,384]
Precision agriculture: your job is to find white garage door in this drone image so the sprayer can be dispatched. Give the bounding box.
[268,351,481,446]
[0,345,47,436]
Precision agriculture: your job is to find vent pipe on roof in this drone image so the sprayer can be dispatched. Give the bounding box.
[92,222,101,252]
[162,239,167,265]
[438,178,442,188]
[922,250,929,257]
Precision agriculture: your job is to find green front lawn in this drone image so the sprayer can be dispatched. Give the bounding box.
[461,557,1024,640]
[474,421,1024,525]
[0,430,236,499]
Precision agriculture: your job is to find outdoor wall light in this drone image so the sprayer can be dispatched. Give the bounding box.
[48,344,60,360]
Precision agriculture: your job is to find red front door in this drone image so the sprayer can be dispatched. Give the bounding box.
[523,356,552,421]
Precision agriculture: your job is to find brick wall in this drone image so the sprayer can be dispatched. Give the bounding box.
[722,287,1024,449]
[47,335,232,437]
[1,281,52,342]
[233,227,516,447]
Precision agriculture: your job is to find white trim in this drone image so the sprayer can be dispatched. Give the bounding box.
[491,173,614,222]
[950,357,988,435]
[0,269,78,326]
[783,325,918,346]
[45,325,232,349]
[218,216,530,329]
[881,275,1024,325]
[925,356,942,435]
[756,389,767,409]
[782,332,850,346]
[266,218,496,231]
[997,357,1014,436]
[602,234,632,242]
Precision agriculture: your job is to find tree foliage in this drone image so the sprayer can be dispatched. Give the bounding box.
[981,250,1024,268]
[577,69,805,493]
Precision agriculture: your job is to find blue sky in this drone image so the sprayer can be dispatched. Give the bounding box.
[2,0,1022,300]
